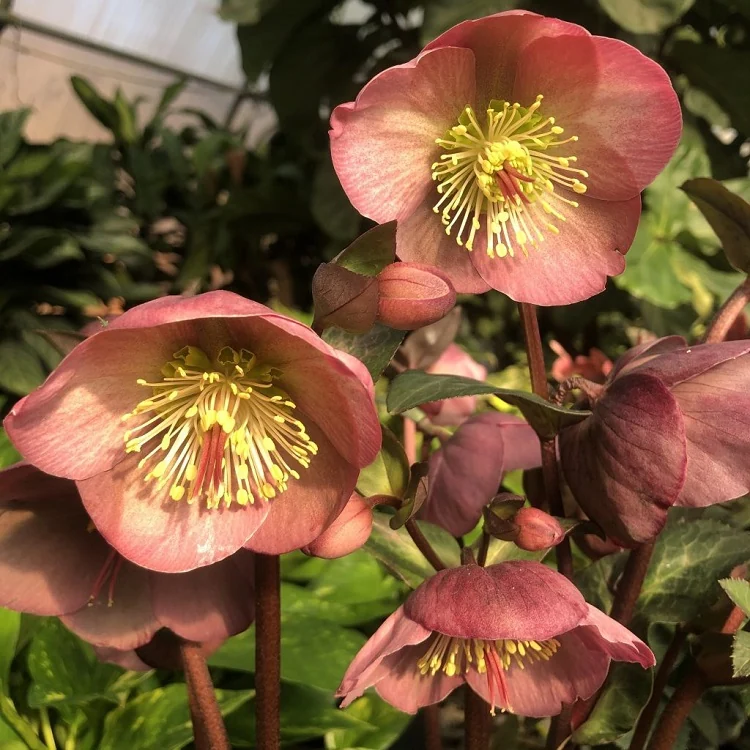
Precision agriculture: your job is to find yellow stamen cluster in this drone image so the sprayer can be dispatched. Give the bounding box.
[431,94,588,259]
[417,633,561,678]
[122,345,317,509]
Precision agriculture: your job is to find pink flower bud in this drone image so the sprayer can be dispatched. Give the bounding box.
[376,262,456,330]
[302,494,373,559]
[513,507,565,551]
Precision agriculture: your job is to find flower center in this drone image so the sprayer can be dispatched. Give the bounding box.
[122,345,317,509]
[416,633,561,713]
[431,95,587,259]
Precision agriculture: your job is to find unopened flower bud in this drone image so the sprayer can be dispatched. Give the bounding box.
[513,507,565,551]
[302,494,373,559]
[376,262,456,330]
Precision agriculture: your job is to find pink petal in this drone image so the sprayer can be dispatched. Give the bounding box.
[243,420,359,554]
[302,493,373,559]
[151,549,254,641]
[61,561,159,650]
[559,373,687,545]
[77,451,271,573]
[375,643,463,714]
[330,46,476,224]
[404,562,587,641]
[574,605,655,667]
[337,606,432,707]
[513,34,681,201]
[395,199,492,294]
[0,465,112,615]
[423,12,589,108]
[93,646,151,671]
[610,336,687,379]
[468,194,639,306]
[466,630,609,717]
[420,413,540,536]
[4,326,179,480]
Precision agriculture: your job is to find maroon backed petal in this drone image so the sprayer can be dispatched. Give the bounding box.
[94,646,151,671]
[78,452,271,573]
[61,561,159,650]
[374,644,463,714]
[467,630,609,717]
[243,420,359,554]
[671,353,750,507]
[468,194,639,306]
[330,46,476,224]
[0,464,112,615]
[574,605,654,667]
[559,372,687,545]
[151,549,254,642]
[404,562,587,641]
[513,34,681,201]
[337,606,432,707]
[609,336,687,380]
[423,12,589,108]
[420,413,539,536]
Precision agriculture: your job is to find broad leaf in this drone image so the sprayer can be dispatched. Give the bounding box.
[333,223,396,278]
[356,425,410,500]
[720,578,750,618]
[732,631,750,678]
[325,693,412,750]
[323,323,405,380]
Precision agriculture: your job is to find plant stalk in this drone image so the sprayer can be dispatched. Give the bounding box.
[702,276,750,343]
[406,519,447,571]
[255,553,281,750]
[644,670,705,750]
[180,640,230,750]
[423,704,443,750]
[610,542,655,626]
[464,686,490,750]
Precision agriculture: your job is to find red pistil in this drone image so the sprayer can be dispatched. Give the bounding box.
[89,548,125,607]
[191,424,228,501]
[485,647,511,712]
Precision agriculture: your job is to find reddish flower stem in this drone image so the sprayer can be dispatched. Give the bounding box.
[629,628,688,750]
[518,303,573,581]
[406,519,446,571]
[404,417,417,464]
[255,553,281,750]
[610,542,655,626]
[464,686,490,750]
[702,276,750,344]
[179,640,230,750]
[423,704,443,750]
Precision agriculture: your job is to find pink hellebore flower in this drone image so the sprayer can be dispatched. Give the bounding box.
[4,291,381,572]
[337,561,653,716]
[421,344,488,426]
[559,337,750,545]
[420,412,541,536]
[549,340,613,384]
[330,11,681,305]
[0,463,254,650]
[302,493,373,559]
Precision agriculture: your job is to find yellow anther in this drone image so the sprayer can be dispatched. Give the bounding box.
[170,485,185,501]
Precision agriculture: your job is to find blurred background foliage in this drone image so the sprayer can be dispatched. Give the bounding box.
[1,0,750,748]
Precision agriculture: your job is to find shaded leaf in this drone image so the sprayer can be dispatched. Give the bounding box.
[732,631,750,678]
[0,342,45,396]
[70,76,119,132]
[311,156,360,241]
[598,0,695,33]
[0,691,46,750]
[421,0,522,42]
[357,425,409,500]
[0,109,30,167]
[325,693,412,750]
[390,462,429,530]
[333,223,396,278]
[0,609,20,688]
[323,323,405,380]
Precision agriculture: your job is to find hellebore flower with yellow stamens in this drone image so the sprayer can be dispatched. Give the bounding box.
[330,11,681,305]
[559,337,750,546]
[0,463,255,650]
[337,561,653,716]
[4,292,381,572]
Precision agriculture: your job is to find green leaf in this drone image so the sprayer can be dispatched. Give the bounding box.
[598,0,695,33]
[334,223,397,278]
[0,691,47,750]
[218,0,267,23]
[0,109,30,167]
[70,76,119,132]
[113,89,138,143]
[387,371,590,439]
[572,662,654,744]
[720,578,750,618]
[0,717,27,750]
[323,323,405,380]
[146,79,187,133]
[0,430,20,469]
[226,682,371,747]
[311,155,360,241]
[576,554,622,613]
[0,609,20,688]
[325,693,412,750]
[99,684,251,750]
[208,615,366,691]
[356,425,410,500]
[0,341,45,396]
[637,515,750,623]
[732,631,750,678]
[364,511,461,588]
[481,537,547,566]
[682,178,750,273]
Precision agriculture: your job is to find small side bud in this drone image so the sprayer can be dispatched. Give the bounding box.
[302,494,373,559]
[513,507,565,551]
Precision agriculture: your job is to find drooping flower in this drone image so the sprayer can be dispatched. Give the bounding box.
[0,463,254,650]
[302,493,373,559]
[419,413,541,536]
[337,561,653,715]
[421,344,488,426]
[559,337,750,545]
[330,11,681,305]
[4,292,381,571]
